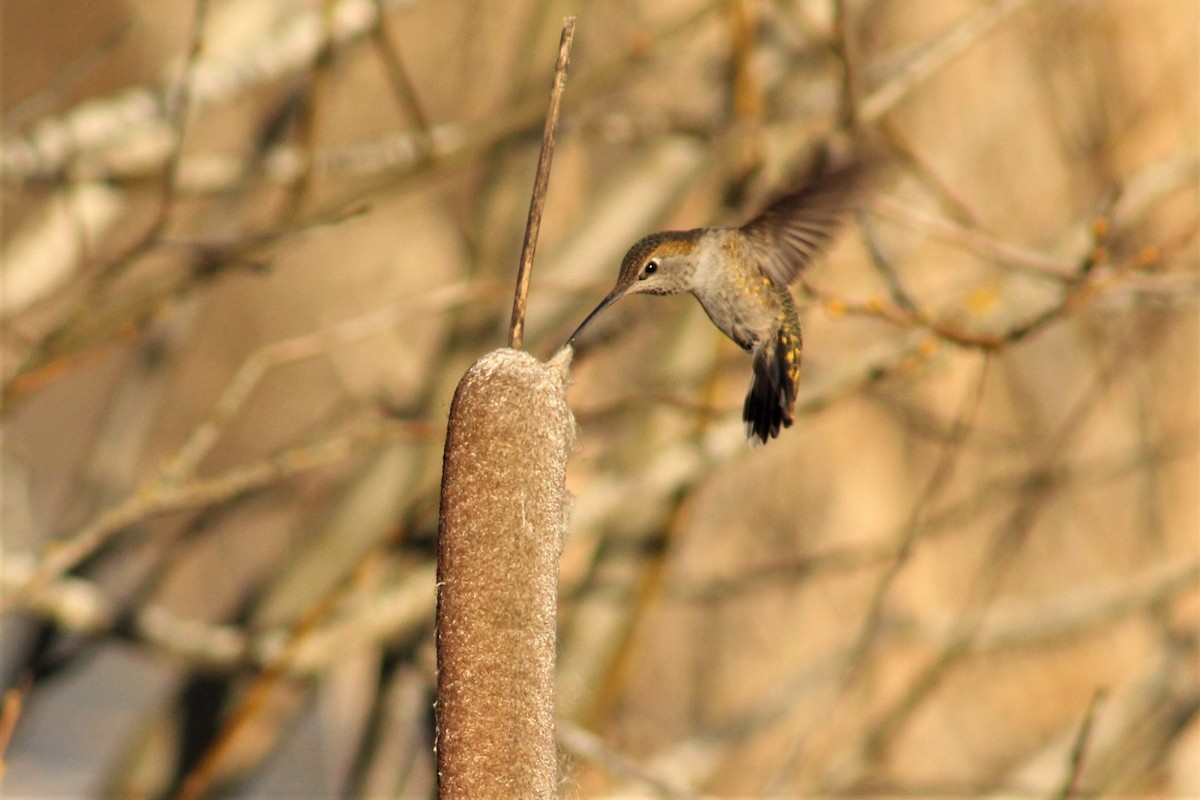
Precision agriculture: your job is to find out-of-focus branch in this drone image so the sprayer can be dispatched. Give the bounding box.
[1,203,375,406]
[668,435,1197,604]
[40,109,720,196]
[664,555,1200,795]
[4,1,717,191]
[860,0,1038,122]
[0,680,27,776]
[873,152,1200,280]
[802,242,1159,352]
[171,543,411,800]
[271,0,336,224]
[369,0,432,134]
[152,0,210,238]
[1065,690,1108,800]
[847,331,1153,777]
[726,0,764,176]
[2,21,134,133]
[0,419,421,614]
[1000,638,1196,795]
[872,195,1078,278]
[0,555,434,675]
[162,280,486,482]
[0,183,125,320]
[830,0,863,131]
[556,719,696,798]
[918,558,1200,654]
[838,355,990,685]
[0,0,414,180]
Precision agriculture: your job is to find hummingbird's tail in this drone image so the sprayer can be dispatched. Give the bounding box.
[743,325,801,446]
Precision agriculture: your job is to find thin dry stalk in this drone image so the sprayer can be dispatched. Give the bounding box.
[508,17,575,350]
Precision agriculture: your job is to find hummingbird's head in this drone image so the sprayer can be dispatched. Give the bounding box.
[567,229,702,346]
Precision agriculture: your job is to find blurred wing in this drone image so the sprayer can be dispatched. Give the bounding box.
[740,160,872,287]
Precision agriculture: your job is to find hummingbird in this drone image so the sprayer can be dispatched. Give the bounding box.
[566,159,872,446]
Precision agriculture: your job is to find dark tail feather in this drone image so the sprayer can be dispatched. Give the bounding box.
[742,333,799,446]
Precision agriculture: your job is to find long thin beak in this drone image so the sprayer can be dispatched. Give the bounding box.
[566,289,623,347]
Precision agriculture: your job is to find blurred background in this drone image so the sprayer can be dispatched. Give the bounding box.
[1,0,1197,796]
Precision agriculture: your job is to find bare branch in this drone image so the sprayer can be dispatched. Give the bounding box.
[0,0,414,180]
[860,0,1038,122]
[0,420,419,613]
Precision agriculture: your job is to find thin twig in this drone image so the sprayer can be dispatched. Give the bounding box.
[872,195,1077,277]
[275,0,336,223]
[3,20,135,133]
[854,331,1147,773]
[508,16,576,350]
[860,0,1036,122]
[727,0,763,175]
[801,239,1155,353]
[556,719,696,798]
[841,355,991,680]
[1056,688,1107,799]
[1,419,419,613]
[171,552,387,800]
[156,0,210,234]
[162,281,484,482]
[0,0,403,180]
[0,678,30,777]
[369,0,432,133]
[831,0,863,132]
[0,553,436,674]
[28,0,212,327]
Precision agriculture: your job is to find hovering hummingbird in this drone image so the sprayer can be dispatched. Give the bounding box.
[566,159,872,445]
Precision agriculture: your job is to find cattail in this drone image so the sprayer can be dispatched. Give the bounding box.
[435,347,574,798]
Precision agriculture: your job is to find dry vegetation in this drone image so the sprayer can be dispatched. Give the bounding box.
[1,0,1197,797]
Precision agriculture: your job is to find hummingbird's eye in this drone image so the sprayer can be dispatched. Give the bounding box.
[640,259,659,279]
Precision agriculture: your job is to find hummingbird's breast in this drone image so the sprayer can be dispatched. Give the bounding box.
[690,229,787,351]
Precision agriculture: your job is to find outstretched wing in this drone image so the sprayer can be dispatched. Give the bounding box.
[740,159,873,288]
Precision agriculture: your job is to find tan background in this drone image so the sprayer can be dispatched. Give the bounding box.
[1,0,1197,796]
